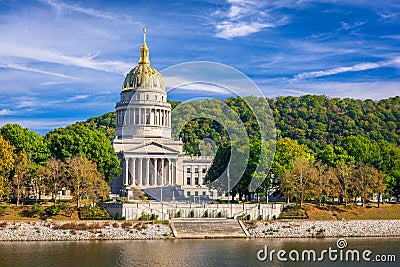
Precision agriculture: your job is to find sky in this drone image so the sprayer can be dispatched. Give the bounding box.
[0,0,399,133]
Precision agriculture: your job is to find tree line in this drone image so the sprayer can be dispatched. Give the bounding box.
[0,124,121,206]
[271,138,387,207]
[78,94,400,203]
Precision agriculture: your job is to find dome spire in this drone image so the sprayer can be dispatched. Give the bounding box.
[138,28,150,66]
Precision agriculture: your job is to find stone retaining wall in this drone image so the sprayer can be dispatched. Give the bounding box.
[100,202,284,220]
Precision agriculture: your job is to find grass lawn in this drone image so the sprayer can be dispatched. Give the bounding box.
[0,202,80,221]
[303,203,400,220]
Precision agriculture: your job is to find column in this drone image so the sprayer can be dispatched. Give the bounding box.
[161,159,164,186]
[139,158,143,186]
[132,158,137,185]
[116,111,119,126]
[124,158,129,185]
[153,158,157,186]
[168,159,171,185]
[139,108,142,124]
[129,158,134,185]
[172,160,176,185]
[126,109,130,125]
[146,158,150,186]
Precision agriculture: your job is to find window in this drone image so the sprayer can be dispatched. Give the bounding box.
[187,177,191,185]
[202,191,206,196]
[202,167,207,174]
[195,177,199,185]
[202,178,206,185]
[187,167,191,173]
[187,191,191,197]
[195,167,199,173]
[195,191,198,196]
[146,94,149,100]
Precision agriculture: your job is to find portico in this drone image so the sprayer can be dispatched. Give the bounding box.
[123,157,178,187]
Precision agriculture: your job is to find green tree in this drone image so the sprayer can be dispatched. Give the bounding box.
[0,124,50,165]
[318,144,354,167]
[272,138,312,177]
[45,124,121,182]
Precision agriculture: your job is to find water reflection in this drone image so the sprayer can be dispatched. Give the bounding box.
[0,238,398,267]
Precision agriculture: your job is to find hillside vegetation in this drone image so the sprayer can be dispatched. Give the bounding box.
[82,95,399,151]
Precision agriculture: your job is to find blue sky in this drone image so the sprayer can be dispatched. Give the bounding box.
[0,0,399,133]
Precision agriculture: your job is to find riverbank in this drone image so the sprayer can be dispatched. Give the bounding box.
[1,219,400,241]
[247,219,400,238]
[0,221,172,241]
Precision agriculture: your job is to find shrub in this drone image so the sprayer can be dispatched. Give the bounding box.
[204,210,208,218]
[189,210,194,218]
[79,205,110,219]
[138,212,150,221]
[0,206,8,216]
[32,203,46,216]
[48,205,62,216]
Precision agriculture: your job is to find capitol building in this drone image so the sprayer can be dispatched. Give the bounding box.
[110,30,215,201]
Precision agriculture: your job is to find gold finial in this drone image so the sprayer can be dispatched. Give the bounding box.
[138,28,150,65]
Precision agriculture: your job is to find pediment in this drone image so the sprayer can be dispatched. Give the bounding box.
[124,141,180,155]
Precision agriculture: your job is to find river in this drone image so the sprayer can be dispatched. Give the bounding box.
[0,237,398,266]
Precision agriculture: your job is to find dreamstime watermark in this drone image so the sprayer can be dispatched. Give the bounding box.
[257,238,397,263]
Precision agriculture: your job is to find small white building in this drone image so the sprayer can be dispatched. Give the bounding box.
[110,30,215,201]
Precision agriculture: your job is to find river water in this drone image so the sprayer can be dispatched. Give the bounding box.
[0,237,398,267]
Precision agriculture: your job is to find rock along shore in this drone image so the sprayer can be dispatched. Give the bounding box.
[0,221,172,241]
[247,220,400,238]
[1,219,400,241]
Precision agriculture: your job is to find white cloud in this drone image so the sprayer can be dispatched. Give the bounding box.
[0,109,15,115]
[43,0,120,21]
[67,95,90,102]
[215,21,274,39]
[293,57,400,80]
[0,44,131,75]
[0,63,76,79]
[213,0,288,39]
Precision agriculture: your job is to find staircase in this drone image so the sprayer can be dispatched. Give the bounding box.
[170,218,248,238]
[144,186,186,202]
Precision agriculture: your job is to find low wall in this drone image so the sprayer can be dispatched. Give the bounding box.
[100,202,283,220]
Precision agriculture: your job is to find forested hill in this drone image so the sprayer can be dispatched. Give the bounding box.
[79,95,400,153]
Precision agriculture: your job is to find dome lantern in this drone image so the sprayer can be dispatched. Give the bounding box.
[122,28,164,91]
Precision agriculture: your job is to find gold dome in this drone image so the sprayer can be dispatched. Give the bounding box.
[122,28,165,91]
